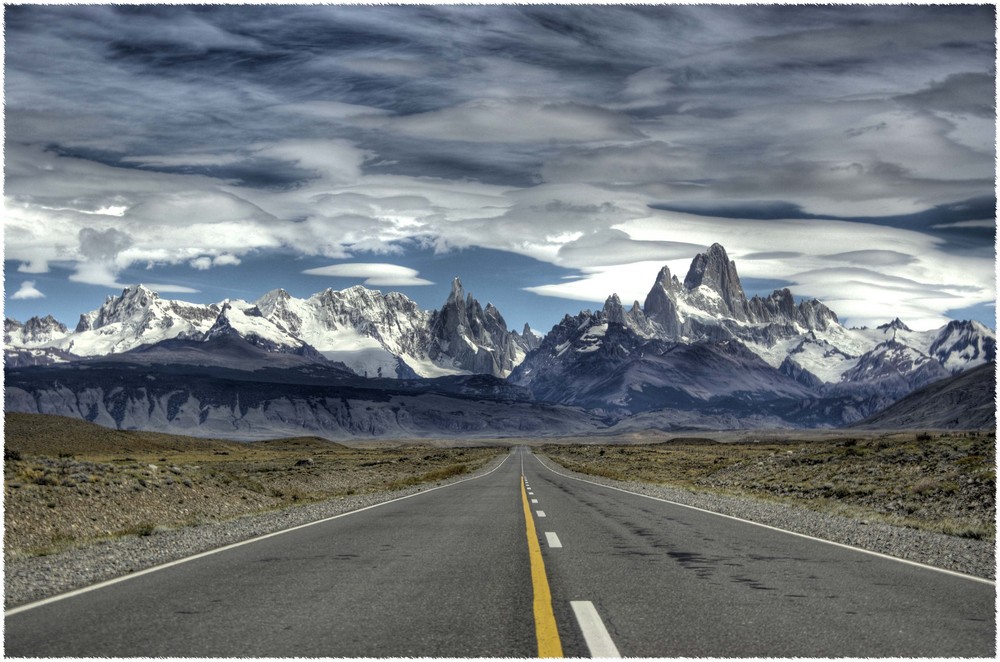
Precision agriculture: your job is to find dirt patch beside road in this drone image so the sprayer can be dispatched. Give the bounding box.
[4,413,505,561]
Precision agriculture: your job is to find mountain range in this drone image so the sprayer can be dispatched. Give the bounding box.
[5,243,995,437]
[5,277,540,379]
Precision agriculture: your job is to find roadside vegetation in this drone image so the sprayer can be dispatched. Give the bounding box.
[7,413,994,561]
[541,431,995,541]
[4,413,504,560]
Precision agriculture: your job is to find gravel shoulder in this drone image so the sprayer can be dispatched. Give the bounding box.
[536,454,995,580]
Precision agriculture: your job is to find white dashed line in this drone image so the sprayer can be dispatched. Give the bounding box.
[544,532,562,548]
[536,510,546,518]
[571,600,621,657]
[531,498,538,503]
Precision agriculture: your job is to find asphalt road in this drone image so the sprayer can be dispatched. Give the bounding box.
[5,447,995,657]
[527,451,995,657]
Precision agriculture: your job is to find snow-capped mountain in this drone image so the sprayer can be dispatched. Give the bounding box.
[252,278,531,378]
[254,285,428,378]
[5,315,70,347]
[4,316,77,367]
[509,301,814,416]
[5,280,533,379]
[4,286,220,363]
[67,285,220,356]
[510,243,995,424]
[640,244,840,345]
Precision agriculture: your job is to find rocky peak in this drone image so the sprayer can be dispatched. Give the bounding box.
[118,284,159,307]
[746,290,837,332]
[208,300,235,332]
[91,284,160,330]
[516,322,543,353]
[683,243,748,319]
[4,315,69,346]
[879,318,912,332]
[483,302,507,329]
[797,299,838,331]
[256,288,303,335]
[929,320,997,371]
[654,265,679,293]
[643,265,682,337]
[427,280,522,377]
[748,288,796,321]
[625,300,655,337]
[449,277,464,303]
[683,244,733,290]
[75,312,97,333]
[603,294,628,326]
[256,288,292,312]
[24,314,68,336]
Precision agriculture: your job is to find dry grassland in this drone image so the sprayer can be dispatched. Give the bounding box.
[541,430,996,541]
[4,413,505,560]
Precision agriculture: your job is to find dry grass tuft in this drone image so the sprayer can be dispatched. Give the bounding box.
[4,413,505,560]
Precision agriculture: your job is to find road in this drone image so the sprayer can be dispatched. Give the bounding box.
[5,447,995,657]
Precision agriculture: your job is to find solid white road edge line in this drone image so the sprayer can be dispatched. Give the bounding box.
[532,453,995,586]
[545,532,563,549]
[571,600,621,658]
[6,451,515,617]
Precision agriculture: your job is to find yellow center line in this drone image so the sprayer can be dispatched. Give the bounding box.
[521,473,563,657]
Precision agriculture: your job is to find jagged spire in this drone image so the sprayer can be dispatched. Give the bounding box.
[654,265,674,289]
[683,243,748,320]
[879,317,911,332]
[603,294,627,326]
[643,265,682,337]
[449,277,464,302]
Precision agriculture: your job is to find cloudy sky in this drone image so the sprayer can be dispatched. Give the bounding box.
[4,3,996,333]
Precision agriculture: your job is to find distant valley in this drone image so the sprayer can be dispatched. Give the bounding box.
[5,244,995,439]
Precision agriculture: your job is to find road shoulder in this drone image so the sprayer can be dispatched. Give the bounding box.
[5,453,510,609]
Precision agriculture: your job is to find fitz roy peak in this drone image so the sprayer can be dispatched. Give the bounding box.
[509,243,994,424]
[641,243,839,340]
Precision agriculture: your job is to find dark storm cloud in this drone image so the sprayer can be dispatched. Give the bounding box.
[650,195,996,256]
[649,201,824,221]
[360,138,547,189]
[897,73,996,118]
[7,4,994,185]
